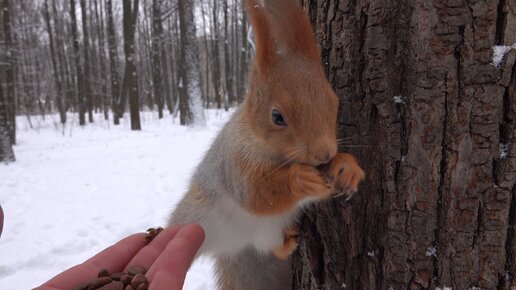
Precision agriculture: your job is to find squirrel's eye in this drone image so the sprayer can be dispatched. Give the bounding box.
[271,109,287,127]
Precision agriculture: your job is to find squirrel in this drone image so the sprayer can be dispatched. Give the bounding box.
[168,0,365,289]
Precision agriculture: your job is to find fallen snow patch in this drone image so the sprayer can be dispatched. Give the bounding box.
[0,110,233,290]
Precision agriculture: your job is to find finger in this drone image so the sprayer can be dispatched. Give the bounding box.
[124,226,181,272]
[148,224,205,290]
[38,233,146,290]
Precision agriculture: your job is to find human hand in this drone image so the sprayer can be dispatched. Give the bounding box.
[35,224,205,290]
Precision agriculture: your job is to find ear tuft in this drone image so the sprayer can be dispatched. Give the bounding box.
[265,0,320,63]
[246,0,276,75]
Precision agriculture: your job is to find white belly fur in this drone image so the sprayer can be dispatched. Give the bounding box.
[198,195,302,256]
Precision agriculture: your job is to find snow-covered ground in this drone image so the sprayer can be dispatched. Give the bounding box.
[0,110,233,290]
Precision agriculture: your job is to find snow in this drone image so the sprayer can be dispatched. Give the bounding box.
[426,246,437,257]
[491,43,516,68]
[0,110,234,290]
[499,143,509,160]
[393,95,406,104]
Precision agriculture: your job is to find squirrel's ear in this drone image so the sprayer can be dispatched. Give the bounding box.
[266,0,320,63]
[246,0,276,76]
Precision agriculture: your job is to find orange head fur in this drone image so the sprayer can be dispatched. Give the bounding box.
[241,0,339,167]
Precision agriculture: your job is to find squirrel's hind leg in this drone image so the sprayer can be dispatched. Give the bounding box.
[214,248,291,290]
[272,225,300,260]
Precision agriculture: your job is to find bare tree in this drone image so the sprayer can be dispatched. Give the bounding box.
[106,0,121,125]
[43,0,65,124]
[210,0,222,109]
[70,0,86,126]
[121,0,140,130]
[80,0,93,123]
[223,1,233,110]
[94,0,109,120]
[0,83,15,162]
[237,8,248,104]
[151,0,164,118]
[2,0,15,144]
[177,0,205,126]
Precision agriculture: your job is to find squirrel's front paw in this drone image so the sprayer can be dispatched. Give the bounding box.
[325,153,365,200]
[272,225,300,260]
[288,163,332,198]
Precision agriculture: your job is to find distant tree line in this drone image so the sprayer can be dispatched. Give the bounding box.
[0,0,250,161]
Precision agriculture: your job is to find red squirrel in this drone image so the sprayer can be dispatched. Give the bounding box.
[169,0,365,289]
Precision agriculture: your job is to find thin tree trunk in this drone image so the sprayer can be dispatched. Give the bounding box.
[94,0,109,121]
[43,0,66,124]
[177,0,205,126]
[80,0,93,123]
[70,0,86,126]
[2,0,15,144]
[237,10,248,104]
[293,1,516,290]
[106,0,121,125]
[151,0,164,118]
[223,0,232,111]
[157,6,172,116]
[122,0,140,130]
[232,0,239,106]
[200,0,211,108]
[0,81,15,163]
[210,0,222,109]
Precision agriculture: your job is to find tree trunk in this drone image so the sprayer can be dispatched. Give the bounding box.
[122,0,140,130]
[177,0,205,126]
[2,0,15,144]
[237,10,248,104]
[80,0,93,123]
[151,0,164,119]
[0,43,15,163]
[106,0,121,125]
[211,0,222,109]
[200,0,211,108]
[43,0,66,124]
[70,0,86,126]
[223,0,232,110]
[292,1,516,290]
[94,0,109,121]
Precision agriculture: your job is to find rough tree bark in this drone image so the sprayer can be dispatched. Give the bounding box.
[292,1,516,290]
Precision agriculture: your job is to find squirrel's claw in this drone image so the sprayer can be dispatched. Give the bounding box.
[324,153,365,200]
